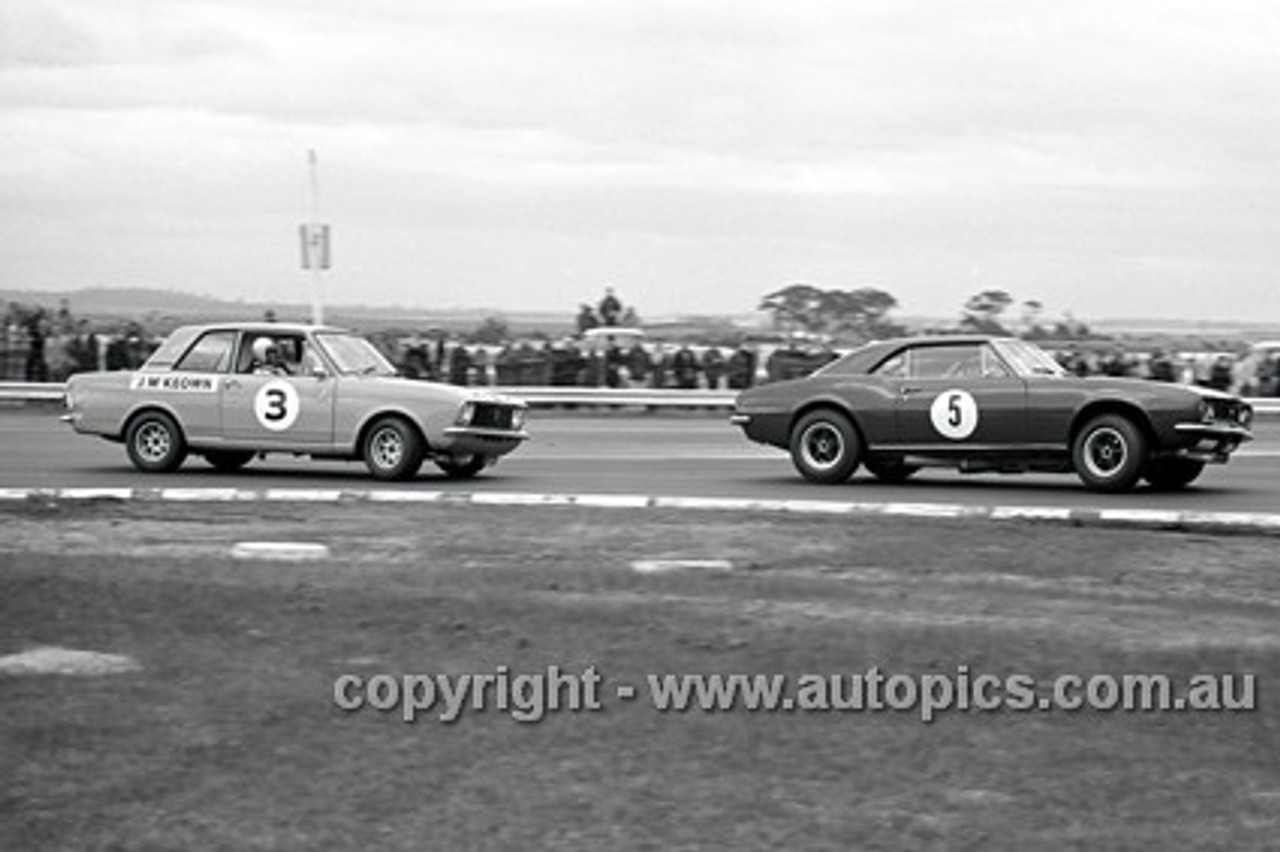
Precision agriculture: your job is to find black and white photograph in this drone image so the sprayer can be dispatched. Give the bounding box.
[2,1,1278,848]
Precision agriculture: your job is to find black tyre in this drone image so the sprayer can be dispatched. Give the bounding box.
[1072,414,1148,493]
[1143,458,1205,491]
[864,458,920,483]
[789,409,862,484]
[124,411,187,473]
[435,455,488,480]
[363,417,425,481]
[203,450,255,472]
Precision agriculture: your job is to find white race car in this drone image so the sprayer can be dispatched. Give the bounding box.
[63,322,528,480]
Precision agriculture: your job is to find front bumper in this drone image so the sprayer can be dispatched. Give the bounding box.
[439,426,530,457]
[1170,421,1252,463]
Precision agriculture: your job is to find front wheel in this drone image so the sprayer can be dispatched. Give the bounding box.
[125,411,188,473]
[435,455,488,479]
[1143,458,1205,491]
[789,409,862,484]
[1072,414,1148,493]
[363,417,425,481]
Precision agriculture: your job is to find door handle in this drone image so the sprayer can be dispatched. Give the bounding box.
[900,386,923,396]
[225,378,241,390]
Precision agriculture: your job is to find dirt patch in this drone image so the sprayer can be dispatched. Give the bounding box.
[0,646,140,676]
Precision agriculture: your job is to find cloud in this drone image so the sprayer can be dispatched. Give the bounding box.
[2,0,1279,319]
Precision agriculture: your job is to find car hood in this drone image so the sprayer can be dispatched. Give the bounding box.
[1053,375,1240,402]
[356,375,526,408]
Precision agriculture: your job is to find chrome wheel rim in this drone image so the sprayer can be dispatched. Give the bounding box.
[135,421,172,463]
[370,427,404,470]
[1083,427,1127,479]
[799,422,844,471]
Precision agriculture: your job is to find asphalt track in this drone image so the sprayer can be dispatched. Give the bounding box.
[1,407,1277,513]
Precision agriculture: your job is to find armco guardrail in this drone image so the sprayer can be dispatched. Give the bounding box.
[3,380,1278,414]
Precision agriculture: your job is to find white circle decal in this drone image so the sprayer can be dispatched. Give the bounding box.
[253,380,300,431]
[929,389,978,440]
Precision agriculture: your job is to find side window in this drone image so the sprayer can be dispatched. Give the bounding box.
[871,352,907,378]
[909,345,985,380]
[174,331,236,373]
[981,345,1011,378]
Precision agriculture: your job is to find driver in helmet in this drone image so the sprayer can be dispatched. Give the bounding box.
[251,337,290,376]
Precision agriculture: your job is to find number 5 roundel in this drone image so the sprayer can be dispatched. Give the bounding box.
[929,389,978,440]
[253,380,300,431]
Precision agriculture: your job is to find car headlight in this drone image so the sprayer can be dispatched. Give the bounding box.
[455,401,475,427]
[1239,404,1253,428]
[511,407,526,431]
[1199,399,1213,423]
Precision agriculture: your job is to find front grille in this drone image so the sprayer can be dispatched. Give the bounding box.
[472,403,514,430]
[1208,399,1242,423]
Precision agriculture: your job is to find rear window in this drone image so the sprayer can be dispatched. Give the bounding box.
[174,331,237,373]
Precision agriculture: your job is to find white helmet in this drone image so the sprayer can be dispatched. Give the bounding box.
[252,337,277,361]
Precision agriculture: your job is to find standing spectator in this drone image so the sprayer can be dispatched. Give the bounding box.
[24,308,49,382]
[598,287,622,327]
[123,323,150,369]
[576,305,599,335]
[702,346,726,390]
[448,342,473,386]
[726,344,756,390]
[649,343,670,389]
[1147,348,1177,382]
[626,341,650,387]
[1208,354,1234,391]
[672,344,699,389]
[67,319,101,374]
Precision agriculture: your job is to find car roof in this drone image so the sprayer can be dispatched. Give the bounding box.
[172,322,349,336]
[825,334,1018,374]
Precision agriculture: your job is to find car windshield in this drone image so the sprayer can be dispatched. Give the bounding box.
[993,339,1065,377]
[315,332,397,376]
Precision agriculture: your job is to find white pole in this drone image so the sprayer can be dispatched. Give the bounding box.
[308,149,323,325]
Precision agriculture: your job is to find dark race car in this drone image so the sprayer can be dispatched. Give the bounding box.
[730,336,1253,492]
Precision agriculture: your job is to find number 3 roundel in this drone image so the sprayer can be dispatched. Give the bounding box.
[929,389,978,440]
[253,380,300,431]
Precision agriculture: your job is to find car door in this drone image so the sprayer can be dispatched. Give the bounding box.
[141,329,237,443]
[892,343,1027,448]
[220,333,336,448]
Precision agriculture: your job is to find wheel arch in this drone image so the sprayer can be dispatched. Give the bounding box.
[354,409,430,460]
[790,398,868,446]
[122,403,186,442]
[1068,399,1156,448]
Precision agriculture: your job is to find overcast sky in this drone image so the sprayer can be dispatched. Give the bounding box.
[2,0,1278,322]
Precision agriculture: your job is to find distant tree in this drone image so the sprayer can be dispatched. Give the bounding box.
[822,287,904,341]
[960,289,1014,335]
[759,283,903,340]
[469,316,510,345]
[759,283,829,333]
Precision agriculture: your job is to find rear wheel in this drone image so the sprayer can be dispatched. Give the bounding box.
[203,450,255,472]
[125,411,187,473]
[363,417,425,481]
[1143,457,1205,490]
[1072,414,1148,493]
[435,455,488,480]
[789,409,862,484]
[864,458,920,483]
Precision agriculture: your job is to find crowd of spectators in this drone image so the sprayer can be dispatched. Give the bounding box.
[4,294,1279,397]
[1,301,158,382]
